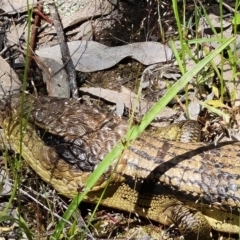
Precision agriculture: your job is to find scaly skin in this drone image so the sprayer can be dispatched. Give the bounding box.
[0,94,240,240]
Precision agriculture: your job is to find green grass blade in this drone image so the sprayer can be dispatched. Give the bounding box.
[0,215,33,240]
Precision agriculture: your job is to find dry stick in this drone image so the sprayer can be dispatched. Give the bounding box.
[27,3,43,96]
[215,0,239,13]
[48,2,78,99]
[29,4,43,65]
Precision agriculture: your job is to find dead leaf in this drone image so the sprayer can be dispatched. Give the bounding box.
[80,86,177,119]
[72,20,93,40]
[36,40,172,72]
[6,21,27,46]
[141,63,181,89]
[188,101,201,120]
[198,13,232,35]
[61,0,112,29]
[0,56,21,98]
[42,0,112,35]
[204,99,228,108]
[37,57,70,98]
[0,0,37,13]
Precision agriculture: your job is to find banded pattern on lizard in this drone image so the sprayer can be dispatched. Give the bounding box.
[0,94,239,240]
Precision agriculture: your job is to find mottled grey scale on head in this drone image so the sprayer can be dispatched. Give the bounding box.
[99,150,108,160]
[69,144,84,156]
[217,186,226,195]
[55,145,75,164]
[76,152,87,161]
[54,141,99,172]
[55,124,66,133]
[90,141,102,156]
[71,138,85,147]
[34,111,44,122]
[105,140,115,152]
[228,184,238,193]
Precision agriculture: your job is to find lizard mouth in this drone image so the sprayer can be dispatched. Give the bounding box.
[36,127,100,172]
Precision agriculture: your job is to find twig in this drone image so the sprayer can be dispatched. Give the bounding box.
[215,0,239,14]
[27,2,44,89]
[48,2,78,99]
